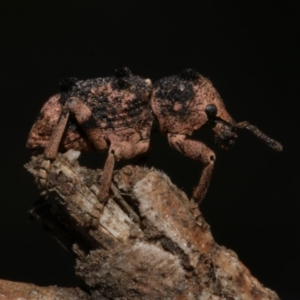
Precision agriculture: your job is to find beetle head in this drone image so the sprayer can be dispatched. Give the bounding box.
[197,77,238,150]
[152,68,282,152]
[204,102,238,150]
[204,99,283,152]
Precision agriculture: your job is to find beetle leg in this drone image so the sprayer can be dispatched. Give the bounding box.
[66,97,108,150]
[44,110,70,159]
[168,133,216,204]
[98,149,115,202]
[98,139,150,202]
[65,96,112,201]
[44,97,108,159]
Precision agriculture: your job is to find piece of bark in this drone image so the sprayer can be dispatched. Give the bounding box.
[0,278,89,300]
[22,150,280,300]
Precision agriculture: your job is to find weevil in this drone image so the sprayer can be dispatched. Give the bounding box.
[27,67,282,204]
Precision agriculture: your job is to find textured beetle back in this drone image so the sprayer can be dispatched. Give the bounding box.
[61,73,153,136]
[27,70,154,152]
[151,70,209,135]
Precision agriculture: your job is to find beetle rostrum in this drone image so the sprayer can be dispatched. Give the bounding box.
[27,68,282,204]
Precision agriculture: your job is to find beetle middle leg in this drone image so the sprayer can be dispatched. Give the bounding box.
[168,133,216,204]
[98,139,150,201]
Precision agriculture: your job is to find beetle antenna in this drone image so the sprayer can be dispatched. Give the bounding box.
[236,121,283,152]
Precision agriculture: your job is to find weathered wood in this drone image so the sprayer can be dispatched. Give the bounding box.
[0,278,89,300]
[21,150,280,300]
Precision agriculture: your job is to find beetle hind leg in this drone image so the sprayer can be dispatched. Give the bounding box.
[44,110,70,159]
[44,97,108,159]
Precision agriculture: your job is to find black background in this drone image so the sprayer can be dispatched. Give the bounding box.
[0,1,299,299]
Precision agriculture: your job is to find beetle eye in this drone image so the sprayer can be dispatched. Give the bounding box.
[205,104,217,118]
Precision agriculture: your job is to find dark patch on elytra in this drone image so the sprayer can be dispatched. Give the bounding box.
[128,107,142,118]
[120,78,133,89]
[115,66,132,78]
[108,106,118,116]
[126,97,145,117]
[154,75,195,103]
[180,69,201,81]
[91,98,109,120]
[111,76,131,90]
[59,91,71,105]
[59,77,78,92]
[54,71,153,132]
[59,78,95,105]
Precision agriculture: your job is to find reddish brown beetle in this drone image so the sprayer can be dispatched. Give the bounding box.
[27,68,282,204]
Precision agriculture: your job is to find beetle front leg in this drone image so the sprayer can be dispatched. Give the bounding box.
[168,133,216,204]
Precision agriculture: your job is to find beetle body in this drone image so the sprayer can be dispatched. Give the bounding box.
[27,69,153,153]
[27,68,282,203]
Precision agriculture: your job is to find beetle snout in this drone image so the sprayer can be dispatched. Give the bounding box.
[213,120,238,150]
